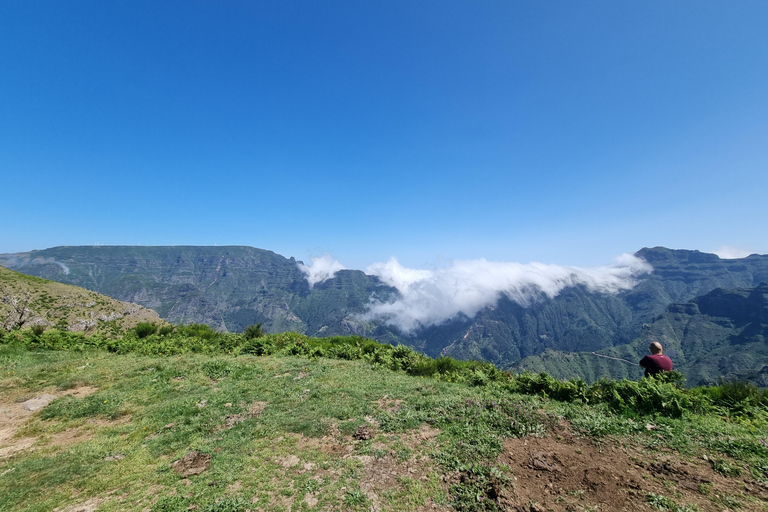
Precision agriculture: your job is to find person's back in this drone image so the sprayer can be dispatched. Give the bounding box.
[639,342,673,377]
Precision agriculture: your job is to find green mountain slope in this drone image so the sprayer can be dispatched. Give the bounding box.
[434,248,768,363]
[515,282,768,386]
[0,266,163,334]
[3,246,768,383]
[0,246,398,337]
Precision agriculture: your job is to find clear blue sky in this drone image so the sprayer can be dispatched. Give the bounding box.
[2,1,767,270]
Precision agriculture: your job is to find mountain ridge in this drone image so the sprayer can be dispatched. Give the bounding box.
[2,245,768,385]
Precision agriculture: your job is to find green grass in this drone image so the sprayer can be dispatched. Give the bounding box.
[1,330,767,511]
[0,345,526,511]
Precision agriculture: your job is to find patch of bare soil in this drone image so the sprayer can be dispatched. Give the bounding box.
[377,395,403,414]
[353,424,449,512]
[62,385,99,398]
[52,497,103,512]
[285,421,449,511]
[172,451,212,477]
[0,385,103,459]
[220,401,267,430]
[499,421,767,512]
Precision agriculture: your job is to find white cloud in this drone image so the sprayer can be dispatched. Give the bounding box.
[298,255,346,287]
[712,245,752,259]
[362,254,653,333]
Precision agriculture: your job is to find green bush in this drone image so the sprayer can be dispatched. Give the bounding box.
[509,371,705,417]
[176,323,219,340]
[698,380,768,415]
[243,323,264,340]
[134,322,158,339]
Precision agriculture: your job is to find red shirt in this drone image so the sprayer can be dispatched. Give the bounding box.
[639,354,673,377]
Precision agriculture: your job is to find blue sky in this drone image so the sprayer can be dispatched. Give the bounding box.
[2,1,767,270]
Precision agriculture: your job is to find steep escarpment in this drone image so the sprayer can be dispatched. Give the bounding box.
[3,246,768,385]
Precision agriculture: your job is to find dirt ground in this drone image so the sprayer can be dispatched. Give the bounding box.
[497,420,768,512]
[0,384,99,459]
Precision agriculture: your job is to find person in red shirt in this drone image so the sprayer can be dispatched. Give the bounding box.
[639,342,673,378]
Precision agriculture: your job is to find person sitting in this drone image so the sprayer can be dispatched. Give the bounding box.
[639,341,673,378]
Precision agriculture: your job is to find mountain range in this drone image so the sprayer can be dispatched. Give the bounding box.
[2,245,767,386]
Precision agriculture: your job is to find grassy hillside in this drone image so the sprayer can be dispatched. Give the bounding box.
[1,329,767,511]
[0,266,165,335]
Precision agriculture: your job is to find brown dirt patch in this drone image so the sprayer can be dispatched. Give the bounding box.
[48,427,94,447]
[287,424,450,510]
[53,497,103,512]
[499,423,767,512]
[220,401,267,430]
[352,424,449,512]
[62,385,98,398]
[377,395,403,414]
[0,385,101,459]
[172,451,212,477]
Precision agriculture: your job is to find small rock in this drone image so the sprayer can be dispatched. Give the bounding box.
[224,403,232,407]
[104,454,125,462]
[22,394,58,412]
[164,423,175,429]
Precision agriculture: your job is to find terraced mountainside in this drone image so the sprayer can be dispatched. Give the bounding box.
[2,246,768,385]
[0,266,163,334]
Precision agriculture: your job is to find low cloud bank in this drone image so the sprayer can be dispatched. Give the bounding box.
[713,245,752,259]
[298,255,345,287]
[362,254,653,333]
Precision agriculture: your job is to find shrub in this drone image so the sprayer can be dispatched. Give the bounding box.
[134,322,158,339]
[701,380,767,413]
[510,371,704,417]
[243,323,264,340]
[176,323,218,340]
[30,324,46,337]
[239,338,273,356]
